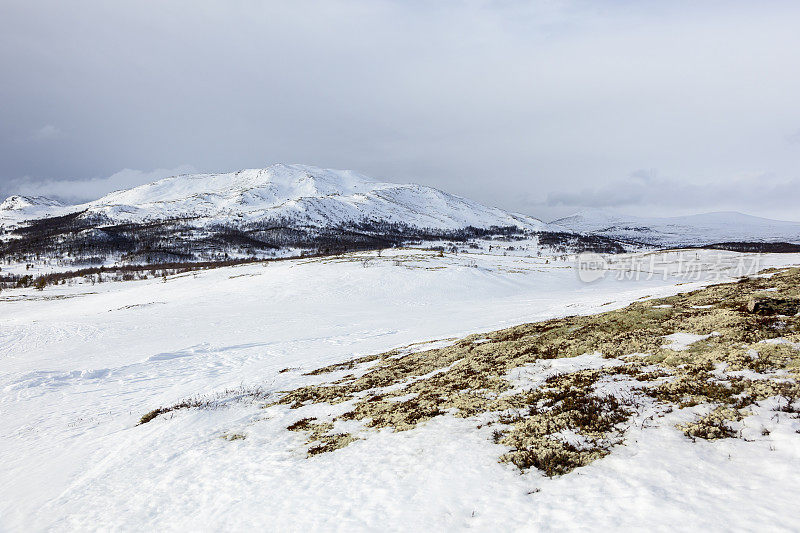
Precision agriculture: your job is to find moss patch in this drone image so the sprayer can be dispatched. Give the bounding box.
[271,267,800,475]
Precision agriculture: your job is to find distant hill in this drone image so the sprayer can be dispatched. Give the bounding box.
[0,195,63,225]
[551,209,800,247]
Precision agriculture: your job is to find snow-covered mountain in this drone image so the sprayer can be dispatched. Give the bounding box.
[0,195,63,226]
[1,165,568,264]
[552,209,800,247]
[5,164,546,232]
[7,166,799,260]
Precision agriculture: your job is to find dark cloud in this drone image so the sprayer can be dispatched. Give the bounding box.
[1,1,799,221]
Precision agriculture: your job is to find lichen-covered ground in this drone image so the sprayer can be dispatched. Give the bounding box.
[276,267,800,476]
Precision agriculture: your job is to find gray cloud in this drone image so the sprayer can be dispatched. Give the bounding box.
[7,165,195,204]
[1,1,799,221]
[542,170,800,222]
[29,124,61,141]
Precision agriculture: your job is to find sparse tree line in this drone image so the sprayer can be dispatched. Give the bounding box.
[0,258,266,291]
[536,232,627,254]
[1,212,539,267]
[0,211,632,291]
[690,242,800,253]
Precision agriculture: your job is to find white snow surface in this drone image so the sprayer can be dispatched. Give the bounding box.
[552,208,800,246]
[0,195,64,226]
[1,164,547,232]
[661,332,720,351]
[505,352,623,395]
[2,249,800,531]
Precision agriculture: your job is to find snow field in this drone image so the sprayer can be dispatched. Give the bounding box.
[2,248,800,531]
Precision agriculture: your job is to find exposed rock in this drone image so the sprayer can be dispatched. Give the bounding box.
[747,297,800,316]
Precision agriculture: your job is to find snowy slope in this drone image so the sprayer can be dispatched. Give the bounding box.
[552,209,800,246]
[0,195,63,227]
[3,164,546,232]
[2,249,800,530]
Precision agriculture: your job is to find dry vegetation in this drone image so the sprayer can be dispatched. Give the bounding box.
[275,268,800,476]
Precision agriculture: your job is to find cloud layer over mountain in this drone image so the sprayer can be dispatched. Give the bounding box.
[2,1,799,221]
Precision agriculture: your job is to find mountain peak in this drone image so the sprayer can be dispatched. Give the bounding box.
[0,195,63,211]
[93,164,381,210]
[51,164,544,232]
[550,208,622,226]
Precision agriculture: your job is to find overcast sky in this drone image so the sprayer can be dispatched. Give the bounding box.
[2,0,799,222]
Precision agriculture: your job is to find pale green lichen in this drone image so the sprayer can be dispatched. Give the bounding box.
[262,268,800,475]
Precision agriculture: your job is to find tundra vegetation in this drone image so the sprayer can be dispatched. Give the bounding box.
[144,268,800,477]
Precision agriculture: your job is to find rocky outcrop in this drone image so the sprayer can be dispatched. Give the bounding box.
[746,297,800,315]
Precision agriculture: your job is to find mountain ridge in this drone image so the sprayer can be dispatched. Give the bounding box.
[5,166,800,259]
[3,165,600,266]
[2,164,548,232]
[552,209,800,246]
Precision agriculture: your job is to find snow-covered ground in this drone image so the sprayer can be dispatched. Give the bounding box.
[2,248,799,531]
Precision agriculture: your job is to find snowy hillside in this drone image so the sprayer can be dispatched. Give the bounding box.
[3,248,800,530]
[6,167,800,267]
[4,164,546,232]
[552,209,800,247]
[3,165,604,268]
[0,195,63,226]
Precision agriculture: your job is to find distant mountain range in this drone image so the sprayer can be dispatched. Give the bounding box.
[2,165,799,267]
[1,164,546,232]
[3,165,604,265]
[551,209,800,248]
